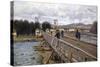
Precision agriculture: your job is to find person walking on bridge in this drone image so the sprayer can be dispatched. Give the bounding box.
[75,29,81,40]
[61,30,64,38]
[55,30,60,48]
[55,30,60,39]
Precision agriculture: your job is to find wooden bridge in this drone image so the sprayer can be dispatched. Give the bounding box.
[43,33,97,63]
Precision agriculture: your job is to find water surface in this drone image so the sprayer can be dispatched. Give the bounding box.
[14,41,42,66]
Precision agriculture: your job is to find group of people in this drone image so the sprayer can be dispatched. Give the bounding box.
[55,29,81,40]
[55,30,64,39]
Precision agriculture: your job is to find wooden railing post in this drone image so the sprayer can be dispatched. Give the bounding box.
[68,48,73,62]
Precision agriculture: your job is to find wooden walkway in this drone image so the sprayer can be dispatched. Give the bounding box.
[43,33,97,62]
[63,36,97,58]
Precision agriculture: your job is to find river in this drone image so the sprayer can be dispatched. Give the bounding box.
[13,41,42,66]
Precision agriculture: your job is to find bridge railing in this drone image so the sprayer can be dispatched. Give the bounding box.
[43,33,97,62]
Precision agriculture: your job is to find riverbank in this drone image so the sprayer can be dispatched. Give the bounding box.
[33,41,56,64]
[13,35,43,42]
[13,35,59,65]
[13,35,56,65]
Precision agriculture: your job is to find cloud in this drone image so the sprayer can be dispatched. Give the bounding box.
[13,1,97,25]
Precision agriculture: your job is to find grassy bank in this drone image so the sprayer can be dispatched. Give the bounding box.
[13,35,42,42]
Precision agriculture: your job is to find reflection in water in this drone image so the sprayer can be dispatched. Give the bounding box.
[14,41,42,66]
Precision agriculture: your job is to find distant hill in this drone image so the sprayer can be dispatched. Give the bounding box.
[59,23,92,29]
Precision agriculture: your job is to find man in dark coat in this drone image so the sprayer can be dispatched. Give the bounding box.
[61,30,64,38]
[75,29,81,40]
[55,30,60,39]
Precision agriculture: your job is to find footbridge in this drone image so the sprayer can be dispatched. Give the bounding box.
[43,33,97,63]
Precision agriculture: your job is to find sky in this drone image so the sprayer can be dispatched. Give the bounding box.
[13,1,97,25]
